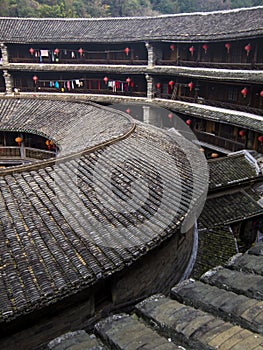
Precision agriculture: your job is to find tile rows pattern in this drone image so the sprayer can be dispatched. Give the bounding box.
[49,243,263,350]
[0,7,262,43]
[0,99,205,323]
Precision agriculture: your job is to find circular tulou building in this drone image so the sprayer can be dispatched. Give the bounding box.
[0,6,263,350]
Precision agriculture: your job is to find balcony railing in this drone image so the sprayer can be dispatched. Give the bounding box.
[0,146,56,161]
[158,59,263,70]
[170,96,263,117]
[17,86,147,98]
[9,57,148,66]
[194,130,245,152]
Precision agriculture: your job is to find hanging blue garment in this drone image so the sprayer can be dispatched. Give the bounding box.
[55,81,60,89]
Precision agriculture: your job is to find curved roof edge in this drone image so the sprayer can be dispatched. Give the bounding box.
[0,6,262,43]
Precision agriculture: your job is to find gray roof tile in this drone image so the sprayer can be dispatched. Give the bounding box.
[0,7,262,43]
[0,98,205,322]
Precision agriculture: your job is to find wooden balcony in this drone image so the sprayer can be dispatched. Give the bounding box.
[18,85,147,98]
[194,130,245,153]
[172,96,263,117]
[158,59,263,70]
[8,57,148,66]
[0,146,56,162]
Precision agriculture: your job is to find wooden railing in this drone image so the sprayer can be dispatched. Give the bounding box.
[194,130,245,152]
[0,146,56,161]
[173,96,263,117]
[9,57,148,65]
[158,59,263,70]
[17,86,147,98]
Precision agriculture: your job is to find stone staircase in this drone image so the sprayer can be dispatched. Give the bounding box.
[47,243,263,350]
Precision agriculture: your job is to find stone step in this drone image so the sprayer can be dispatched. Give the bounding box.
[94,313,183,350]
[47,330,107,350]
[171,279,263,334]
[200,266,263,300]
[135,294,263,350]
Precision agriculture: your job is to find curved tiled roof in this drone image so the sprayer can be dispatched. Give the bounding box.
[0,97,207,322]
[0,97,133,156]
[0,7,262,43]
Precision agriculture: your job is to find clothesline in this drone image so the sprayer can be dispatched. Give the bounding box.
[36,78,134,92]
[32,48,130,55]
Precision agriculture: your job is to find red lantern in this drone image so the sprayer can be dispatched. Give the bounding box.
[188,81,194,92]
[126,77,131,85]
[189,46,195,56]
[186,119,192,125]
[156,83,161,89]
[225,43,231,53]
[103,76,109,84]
[168,80,175,87]
[258,135,263,143]
[170,44,175,51]
[78,48,84,56]
[15,137,23,146]
[260,91,263,97]
[29,47,34,55]
[239,130,246,137]
[211,153,219,158]
[241,87,248,98]
[124,47,130,56]
[202,44,208,54]
[244,43,252,56]
[32,75,38,84]
[54,48,60,55]
[168,113,173,119]
[45,140,51,150]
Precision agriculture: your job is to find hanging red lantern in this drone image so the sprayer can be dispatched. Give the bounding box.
[32,75,38,83]
[29,47,34,55]
[78,48,84,56]
[241,87,248,98]
[186,119,192,125]
[156,83,161,89]
[126,77,131,85]
[188,81,194,92]
[211,153,219,158]
[239,130,246,137]
[168,113,173,119]
[225,43,231,54]
[54,48,60,55]
[168,80,175,87]
[260,91,263,97]
[15,137,23,146]
[103,76,109,84]
[202,44,208,54]
[45,140,51,150]
[170,44,175,51]
[244,43,252,56]
[258,135,263,143]
[124,47,130,56]
[189,46,195,56]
